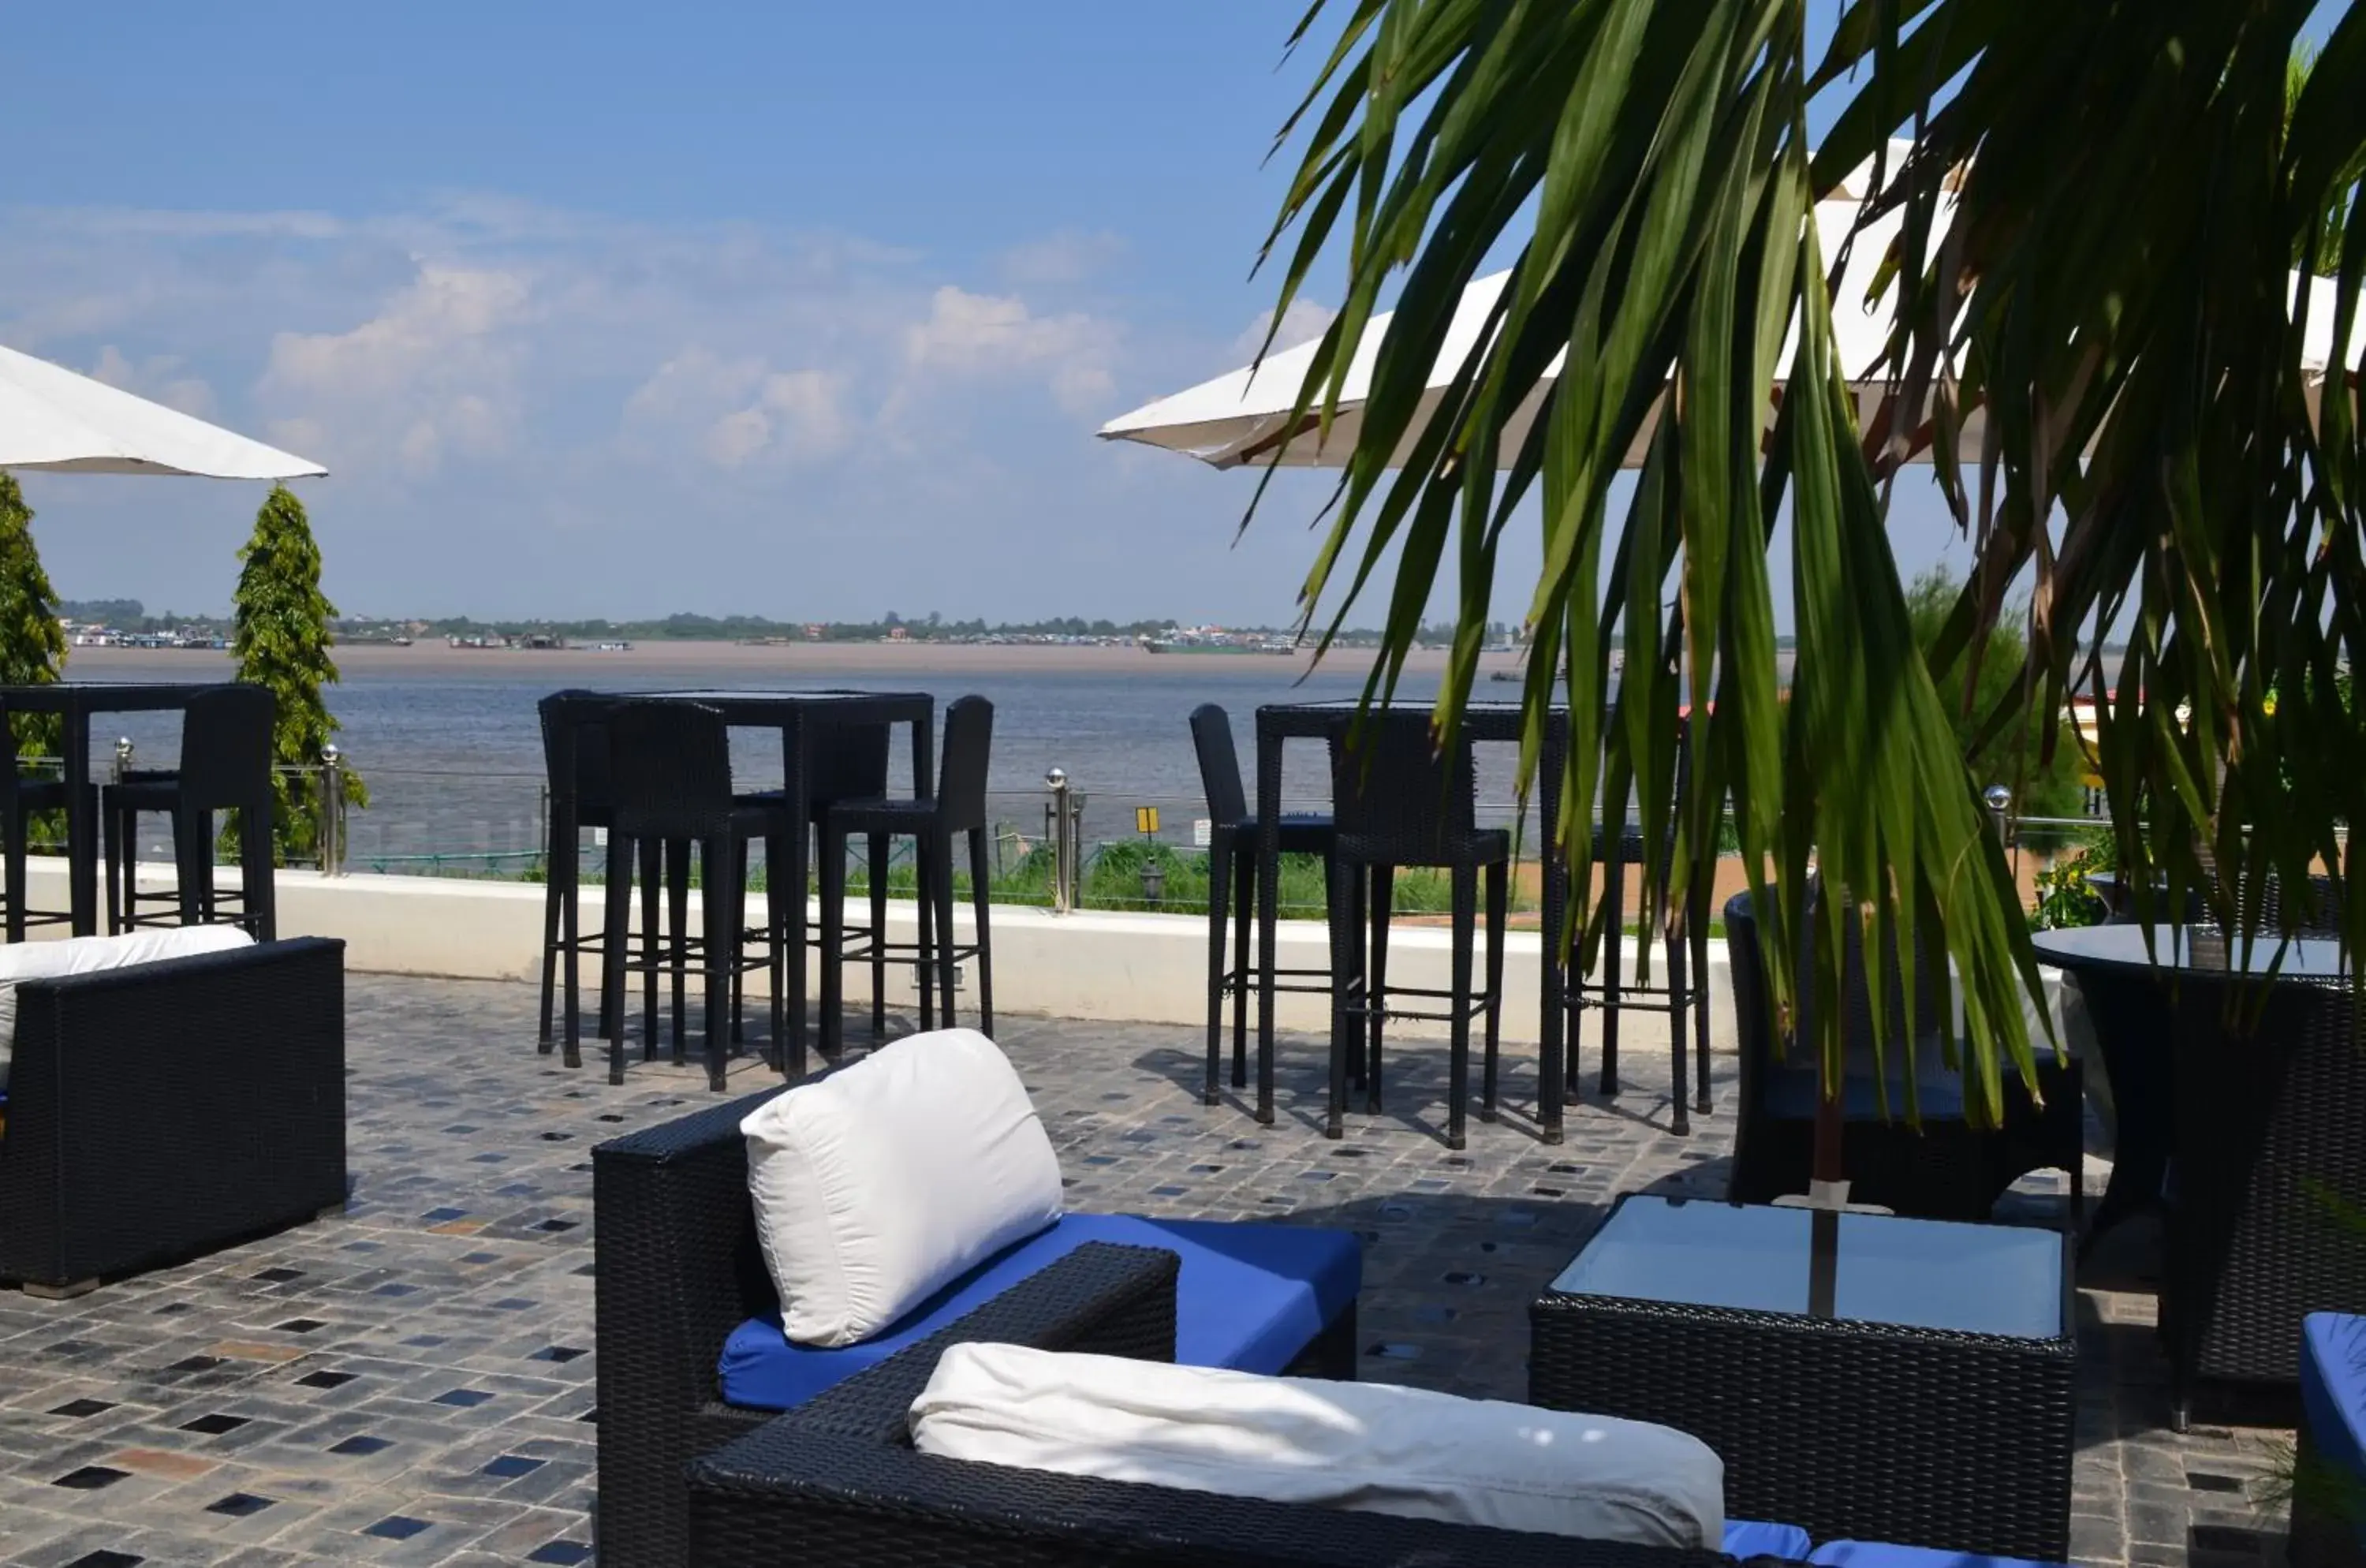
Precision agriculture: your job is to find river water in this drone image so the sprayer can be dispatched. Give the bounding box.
[65,648,1560,872]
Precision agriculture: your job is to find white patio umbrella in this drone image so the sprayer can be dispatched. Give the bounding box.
[1099,193,1969,470]
[1099,191,2360,472]
[0,342,325,480]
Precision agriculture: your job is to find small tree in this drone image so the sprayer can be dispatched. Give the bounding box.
[1905,567,2091,842]
[232,485,364,863]
[0,472,69,766]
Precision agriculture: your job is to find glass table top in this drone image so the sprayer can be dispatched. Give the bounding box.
[2031,921,2349,980]
[1547,1196,2065,1338]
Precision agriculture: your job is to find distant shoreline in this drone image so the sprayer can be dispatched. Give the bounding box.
[61,639,1532,679]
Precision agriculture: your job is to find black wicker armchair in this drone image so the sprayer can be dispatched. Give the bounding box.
[1723,890,2081,1223]
[687,1239,1766,1568]
[0,937,346,1296]
[2164,970,2366,1428]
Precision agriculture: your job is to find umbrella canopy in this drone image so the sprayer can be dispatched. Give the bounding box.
[0,342,326,480]
[1101,193,2361,472]
[1098,196,1969,471]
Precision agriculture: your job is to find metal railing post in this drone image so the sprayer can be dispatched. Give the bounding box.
[1983,783,2013,853]
[112,740,134,889]
[320,745,348,876]
[1045,767,1073,913]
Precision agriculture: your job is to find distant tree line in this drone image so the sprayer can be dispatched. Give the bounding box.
[70,599,1805,654]
[58,598,234,633]
[346,611,1431,646]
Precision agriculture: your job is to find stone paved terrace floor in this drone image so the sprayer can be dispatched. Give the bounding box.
[0,976,2297,1567]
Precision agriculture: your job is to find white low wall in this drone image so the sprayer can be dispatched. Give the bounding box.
[22,855,1747,1051]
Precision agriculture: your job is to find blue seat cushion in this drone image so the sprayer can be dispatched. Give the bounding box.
[1724,1520,1812,1560]
[2304,1312,2366,1486]
[1807,1543,2068,1568]
[719,1212,1361,1413]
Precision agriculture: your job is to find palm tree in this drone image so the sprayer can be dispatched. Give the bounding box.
[1254,2,2364,1151]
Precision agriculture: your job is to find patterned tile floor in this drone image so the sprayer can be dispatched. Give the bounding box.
[0,975,2297,1566]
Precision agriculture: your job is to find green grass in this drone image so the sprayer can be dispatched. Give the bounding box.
[498,827,1547,920]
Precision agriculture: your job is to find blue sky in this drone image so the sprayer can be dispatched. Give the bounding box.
[8,3,2002,625]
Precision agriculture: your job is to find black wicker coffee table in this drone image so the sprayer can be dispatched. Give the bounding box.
[1528,1195,2074,1561]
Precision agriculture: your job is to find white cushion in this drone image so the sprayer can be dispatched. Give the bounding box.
[910,1342,1725,1551]
[741,1028,1062,1348]
[0,925,256,1088]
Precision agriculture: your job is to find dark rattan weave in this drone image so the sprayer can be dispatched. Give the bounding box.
[1568,717,1714,1128]
[689,1241,1756,1568]
[2165,971,2366,1427]
[822,694,997,1053]
[1192,704,1336,1103]
[1252,701,1576,1141]
[1529,1248,2075,1561]
[595,1085,1360,1567]
[0,938,346,1294]
[1722,890,2080,1224]
[0,681,265,937]
[103,682,278,939]
[1327,713,1510,1150]
[599,701,793,1090]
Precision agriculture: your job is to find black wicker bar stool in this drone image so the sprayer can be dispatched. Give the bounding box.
[1566,715,1714,1130]
[1189,704,1338,1105]
[599,701,793,1090]
[1327,711,1510,1149]
[818,696,994,1055]
[0,710,86,943]
[773,719,893,1052]
[536,689,640,1066]
[101,685,278,939]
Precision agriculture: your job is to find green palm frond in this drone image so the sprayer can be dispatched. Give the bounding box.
[1256,0,2366,1116]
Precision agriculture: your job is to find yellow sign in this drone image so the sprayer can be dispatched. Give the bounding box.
[1136,805,1160,834]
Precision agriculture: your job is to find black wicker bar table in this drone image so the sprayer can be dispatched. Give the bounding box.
[598,689,933,1073]
[1528,1194,2073,1560]
[0,681,268,939]
[2034,924,2358,1427]
[2031,923,2350,1256]
[1253,700,1571,1140]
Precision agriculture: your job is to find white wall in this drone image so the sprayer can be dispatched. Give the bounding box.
[25,857,1745,1051]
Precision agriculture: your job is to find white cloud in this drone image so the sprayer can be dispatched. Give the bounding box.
[88,344,218,419]
[623,345,766,427]
[905,285,1118,414]
[998,229,1126,286]
[0,193,1297,620]
[624,348,849,470]
[35,207,349,242]
[259,263,532,476]
[707,371,849,467]
[1230,296,1336,363]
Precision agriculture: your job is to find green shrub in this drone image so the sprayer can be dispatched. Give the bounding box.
[0,473,67,763]
[231,487,367,864]
[1906,567,2092,848]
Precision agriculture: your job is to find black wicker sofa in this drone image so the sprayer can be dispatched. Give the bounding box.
[593,1085,1361,1568]
[0,936,347,1296]
[686,1238,1779,1568]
